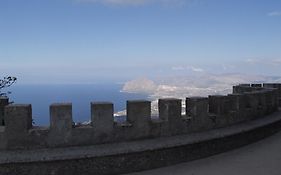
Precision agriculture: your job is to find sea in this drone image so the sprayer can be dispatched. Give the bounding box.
[7,83,148,126]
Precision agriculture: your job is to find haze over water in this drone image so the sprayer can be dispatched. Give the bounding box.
[1,1,281,125]
[8,83,148,125]
[1,0,281,84]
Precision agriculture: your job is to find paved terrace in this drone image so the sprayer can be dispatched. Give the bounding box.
[130,124,281,175]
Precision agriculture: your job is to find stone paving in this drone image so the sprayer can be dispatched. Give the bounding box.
[129,130,281,175]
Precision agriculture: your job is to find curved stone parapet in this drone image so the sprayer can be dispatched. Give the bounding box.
[0,108,281,175]
[0,83,281,174]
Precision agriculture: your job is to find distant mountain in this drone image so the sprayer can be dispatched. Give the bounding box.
[117,73,281,116]
[122,73,279,98]
[121,77,157,94]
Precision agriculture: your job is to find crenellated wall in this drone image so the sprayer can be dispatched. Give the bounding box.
[0,83,280,150]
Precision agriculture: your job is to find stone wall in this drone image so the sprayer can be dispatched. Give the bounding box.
[0,83,280,150]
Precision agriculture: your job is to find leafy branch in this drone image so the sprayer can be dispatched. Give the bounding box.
[0,76,17,97]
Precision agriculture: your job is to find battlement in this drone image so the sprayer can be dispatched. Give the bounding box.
[0,83,280,150]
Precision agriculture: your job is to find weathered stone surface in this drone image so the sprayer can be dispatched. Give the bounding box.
[208,95,230,115]
[239,83,251,87]
[4,104,32,149]
[127,100,151,138]
[0,84,278,158]
[263,83,281,107]
[186,97,212,131]
[251,84,262,87]
[159,98,182,135]
[49,103,72,146]
[0,97,9,126]
[1,110,281,175]
[159,98,181,122]
[91,102,114,134]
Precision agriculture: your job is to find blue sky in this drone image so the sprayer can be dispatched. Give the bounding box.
[0,0,281,83]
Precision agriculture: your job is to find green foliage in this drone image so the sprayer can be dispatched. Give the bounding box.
[0,76,17,97]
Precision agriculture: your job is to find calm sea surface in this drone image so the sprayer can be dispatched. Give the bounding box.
[8,84,147,126]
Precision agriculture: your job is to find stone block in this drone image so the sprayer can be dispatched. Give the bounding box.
[208,95,230,115]
[239,84,251,87]
[244,92,260,119]
[245,92,259,108]
[186,97,208,117]
[233,85,262,94]
[228,94,242,111]
[255,90,267,116]
[251,84,262,88]
[186,97,212,131]
[0,97,9,126]
[91,102,114,134]
[49,103,72,145]
[5,104,32,134]
[263,90,275,114]
[263,83,281,106]
[127,100,151,137]
[158,98,182,135]
[4,104,32,148]
[159,98,181,123]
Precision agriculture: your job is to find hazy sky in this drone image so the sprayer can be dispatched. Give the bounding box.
[1,0,281,83]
